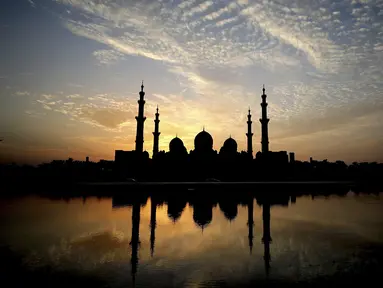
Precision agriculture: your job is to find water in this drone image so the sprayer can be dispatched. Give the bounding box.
[1,190,382,287]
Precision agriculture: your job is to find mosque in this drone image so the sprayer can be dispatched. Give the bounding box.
[115,82,295,178]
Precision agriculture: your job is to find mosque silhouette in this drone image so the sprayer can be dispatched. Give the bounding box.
[115,82,295,181]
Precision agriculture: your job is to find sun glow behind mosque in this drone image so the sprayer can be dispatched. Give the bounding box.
[0,0,382,164]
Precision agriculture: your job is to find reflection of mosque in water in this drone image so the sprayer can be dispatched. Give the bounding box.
[114,195,291,283]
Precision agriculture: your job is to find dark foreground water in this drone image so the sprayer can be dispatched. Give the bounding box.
[1,189,382,287]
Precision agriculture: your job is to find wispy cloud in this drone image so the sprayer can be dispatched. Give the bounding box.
[36,92,136,131]
[66,94,83,99]
[92,49,126,66]
[68,83,84,88]
[15,91,30,96]
[25,110,46,118]
[27,0,35,8]
[42,94,54,100]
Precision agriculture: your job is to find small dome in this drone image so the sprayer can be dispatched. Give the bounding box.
[169,137,185,153]
[194,130,213,152]
[223,137,238,153]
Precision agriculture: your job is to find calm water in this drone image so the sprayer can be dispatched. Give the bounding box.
[1,190,383,287]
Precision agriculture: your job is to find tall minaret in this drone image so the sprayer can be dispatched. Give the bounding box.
[262,202,272,276]
[135,81,146,153]
[246,108,253,157]
[259,85,269,153]
[152,106,160,157]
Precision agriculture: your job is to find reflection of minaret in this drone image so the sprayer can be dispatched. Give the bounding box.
[152,106,160,157]
[150,198,157,257]
[247,198,254,254]
[135,81,146,153]
[259,85,269,153]
[246,108,253,157]
[262,203,272,276]
[130,202,141,284]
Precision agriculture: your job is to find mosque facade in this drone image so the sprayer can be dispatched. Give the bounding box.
[115,82,295,180]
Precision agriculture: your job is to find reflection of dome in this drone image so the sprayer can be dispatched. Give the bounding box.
[169,137,186,154]
[223,137,238,153]
[194,130,213,152]
[219,202,238,221]
[167,200,187,222]
[192,204,212,229]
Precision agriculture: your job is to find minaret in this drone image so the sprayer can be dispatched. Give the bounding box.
[130,202,141,284]
[152,106,160,157]
[247,197,254,254]
[246,108,253,157]
[262,202,272,276]
[135,81,146,153]
[259,85,269,153]
[150,198,157,257]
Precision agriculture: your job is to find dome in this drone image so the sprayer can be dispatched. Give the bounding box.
[194,130,213,152]
[169,136,185,153]
[223,137,238,153]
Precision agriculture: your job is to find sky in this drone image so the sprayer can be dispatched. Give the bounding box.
[0,0,383,165]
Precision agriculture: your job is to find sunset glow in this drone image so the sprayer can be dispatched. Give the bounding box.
[1,0,382,164]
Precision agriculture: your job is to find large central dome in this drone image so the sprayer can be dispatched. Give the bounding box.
[194,130,213,152]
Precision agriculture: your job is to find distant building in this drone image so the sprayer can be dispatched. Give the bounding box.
[256,151,288,165]
[289,152,295,164]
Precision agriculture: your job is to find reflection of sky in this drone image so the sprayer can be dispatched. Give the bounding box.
[1,0,383,164]
[1,192,382,286]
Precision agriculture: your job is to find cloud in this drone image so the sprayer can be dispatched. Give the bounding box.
[25,110,46,118]
[42,94,55,100]
[27,0,35,8]
[80,108,130,129]
[36,92,137,131]
[54,0,383,83]
[92,49,126,66]
[66,94,83,99]
[15,91,30,96]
